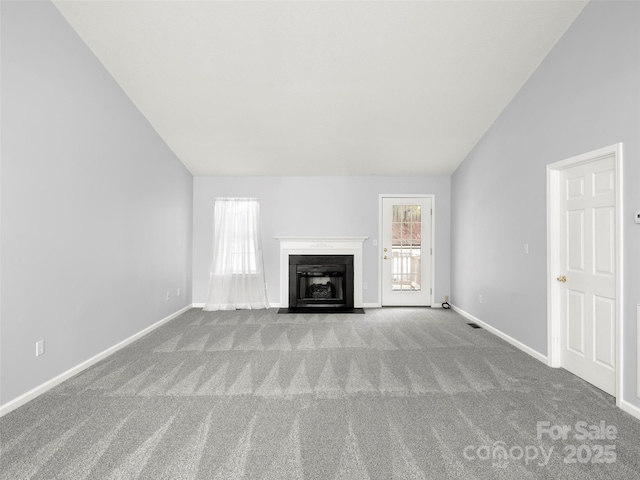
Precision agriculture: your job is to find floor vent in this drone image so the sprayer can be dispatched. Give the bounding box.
[467,323,482,329]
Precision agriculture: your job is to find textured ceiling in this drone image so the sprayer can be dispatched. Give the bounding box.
[53,0,587,176]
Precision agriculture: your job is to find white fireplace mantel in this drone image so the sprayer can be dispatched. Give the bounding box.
[276,236,368,308]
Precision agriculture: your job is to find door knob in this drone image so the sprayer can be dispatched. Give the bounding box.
[384,256,388,260]
[557,275,567,282]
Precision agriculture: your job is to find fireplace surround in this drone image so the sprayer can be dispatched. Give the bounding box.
[276,236,367,310]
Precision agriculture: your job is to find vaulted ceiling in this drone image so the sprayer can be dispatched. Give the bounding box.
[53,0,587,176]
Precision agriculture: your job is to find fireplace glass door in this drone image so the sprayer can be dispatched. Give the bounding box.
[297,264,346,306]
[289,255,354,309]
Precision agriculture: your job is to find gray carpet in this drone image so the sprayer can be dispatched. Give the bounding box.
[1,307,639,479]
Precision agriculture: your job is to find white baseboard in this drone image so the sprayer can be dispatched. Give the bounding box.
[0,304,193,418]
[451,304,548,364]
[619,398,640,421]
[191,303,287,310]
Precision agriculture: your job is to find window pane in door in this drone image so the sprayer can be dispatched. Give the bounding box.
[391,205,422,291]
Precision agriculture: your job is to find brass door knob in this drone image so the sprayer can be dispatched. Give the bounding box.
[384,256,388,260]
[557,275,567,282]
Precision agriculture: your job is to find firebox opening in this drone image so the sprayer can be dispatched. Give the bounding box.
[298,267,345,306]
[289,255,354,309]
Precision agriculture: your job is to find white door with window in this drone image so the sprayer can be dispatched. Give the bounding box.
[557,155,616,395]
[381,196,432,306]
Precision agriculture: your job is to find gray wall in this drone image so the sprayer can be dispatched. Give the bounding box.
[1,1,193,405]
[193,176,450,306]
[451,1,640,407]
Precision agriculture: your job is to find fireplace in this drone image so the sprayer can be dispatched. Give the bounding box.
[289,255,354,309]
[276,236,367,310]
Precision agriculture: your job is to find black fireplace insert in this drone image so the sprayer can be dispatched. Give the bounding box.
[288,254,354,309]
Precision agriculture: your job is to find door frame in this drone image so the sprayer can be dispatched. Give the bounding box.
[546,143,623,403]
[378,194,435,307]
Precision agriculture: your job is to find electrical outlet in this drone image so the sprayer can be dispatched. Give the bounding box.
[363,282,368,290]
[372,239,378,246]
[177,287,181,297]
[479,294,483,304]
[36,340,44,357]
[166,291,171,300]
[524,244,529,254]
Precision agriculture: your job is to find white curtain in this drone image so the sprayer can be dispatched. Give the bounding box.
[203,198,270,311]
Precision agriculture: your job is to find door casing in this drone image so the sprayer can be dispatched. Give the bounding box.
[378,194,435,307]
[546,143,623,403]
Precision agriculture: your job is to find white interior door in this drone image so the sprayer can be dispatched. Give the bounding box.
[558,155,616,395]
[381,196,432,306]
